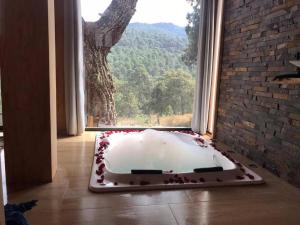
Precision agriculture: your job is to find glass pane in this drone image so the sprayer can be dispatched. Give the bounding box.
[82,0,197,128]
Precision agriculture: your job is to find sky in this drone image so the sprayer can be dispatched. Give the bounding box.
[81,0,193,27]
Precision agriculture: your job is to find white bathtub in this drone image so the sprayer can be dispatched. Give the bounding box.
[89,129,264,192]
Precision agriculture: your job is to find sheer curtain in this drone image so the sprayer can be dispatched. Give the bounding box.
[191,0,224,134]
[64,0,85,135]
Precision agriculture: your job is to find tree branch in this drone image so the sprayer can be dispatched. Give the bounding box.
[85,0,138,49]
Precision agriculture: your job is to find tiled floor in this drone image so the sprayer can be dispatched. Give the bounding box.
[9,132,300,225]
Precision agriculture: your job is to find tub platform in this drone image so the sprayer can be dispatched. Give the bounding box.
[89,130,264,192]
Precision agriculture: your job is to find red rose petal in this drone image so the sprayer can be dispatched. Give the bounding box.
[96,169,103,176]
[195,137,204,144]
[221,152,228,156]
[246,173,255,180]
[236,162,242,167]
[97,177,104,183]
[140,181,150,185]
[178,179,184,184]
[236,175,244,180]
[99,163,105,169]
[96,158,102,164]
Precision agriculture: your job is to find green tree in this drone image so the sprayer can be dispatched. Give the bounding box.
[148,69,195,123]
[149,80,168,124]
[163,69,195,115]
[127,65,153,114]
[114,77,140,117]
[165,105,174,116]
[182,0,200,66]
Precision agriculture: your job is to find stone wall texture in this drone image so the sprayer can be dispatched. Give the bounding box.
[216,0,300,187]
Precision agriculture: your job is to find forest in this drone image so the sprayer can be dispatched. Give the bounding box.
[107,23,196,126]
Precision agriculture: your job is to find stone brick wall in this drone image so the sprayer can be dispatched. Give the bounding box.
[216,0,300,186]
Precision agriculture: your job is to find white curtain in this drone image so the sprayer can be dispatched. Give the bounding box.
[64,0,85,135]
[191,0,224,134]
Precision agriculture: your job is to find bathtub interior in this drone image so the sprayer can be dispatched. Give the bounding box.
[104,129,236,174]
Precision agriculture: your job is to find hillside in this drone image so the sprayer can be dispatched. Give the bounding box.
[128,22,187,38]
[107,22,194,80]
[106,22,195,125]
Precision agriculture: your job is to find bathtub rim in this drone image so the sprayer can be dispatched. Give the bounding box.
[90,131,265,193]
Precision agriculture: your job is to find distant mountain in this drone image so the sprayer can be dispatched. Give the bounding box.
[128,22,187,38]
[115,23,187,53]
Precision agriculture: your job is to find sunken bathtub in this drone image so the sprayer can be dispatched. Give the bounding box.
[89,129,263,192]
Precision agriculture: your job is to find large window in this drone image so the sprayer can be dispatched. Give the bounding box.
[82,0,196,127]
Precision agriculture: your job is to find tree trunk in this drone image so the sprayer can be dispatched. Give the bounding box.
[84,0,138,126]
